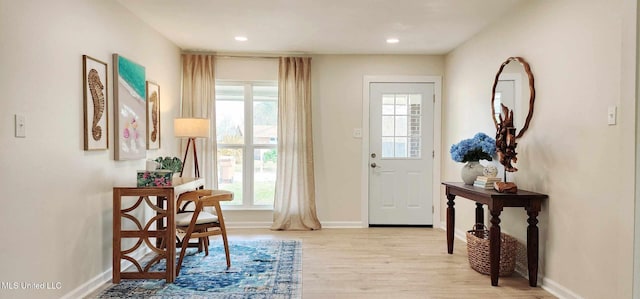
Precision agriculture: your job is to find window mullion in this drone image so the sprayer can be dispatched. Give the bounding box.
[244,83,254,206]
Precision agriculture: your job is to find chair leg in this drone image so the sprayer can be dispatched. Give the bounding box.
[176,230,195,276]
[222,231,230,269]
[159,237,166,249]
[204,237,209,256]
[197,237,203,253]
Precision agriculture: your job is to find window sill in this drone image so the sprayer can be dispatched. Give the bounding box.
[221,205,274,211]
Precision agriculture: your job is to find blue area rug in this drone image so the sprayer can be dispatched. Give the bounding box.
[96,240,301,299]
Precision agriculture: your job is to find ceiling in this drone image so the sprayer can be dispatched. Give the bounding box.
[117,0,525,55]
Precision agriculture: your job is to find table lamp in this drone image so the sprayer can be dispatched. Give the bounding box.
[174,118,210,177]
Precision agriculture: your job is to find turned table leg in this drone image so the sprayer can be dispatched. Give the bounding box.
[446,193,456,254]
[489,208,502,286]
[527,207,540,287]
[475,203,484,227]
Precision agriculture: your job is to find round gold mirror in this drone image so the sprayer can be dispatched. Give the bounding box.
[491,57,535,139]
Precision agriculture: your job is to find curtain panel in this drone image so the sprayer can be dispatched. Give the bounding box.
[271,57,321,230]
[181,54,217,188]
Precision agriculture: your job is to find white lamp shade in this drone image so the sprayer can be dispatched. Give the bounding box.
[174,118,210,138]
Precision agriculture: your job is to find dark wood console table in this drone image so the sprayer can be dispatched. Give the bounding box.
[442,182,547,287]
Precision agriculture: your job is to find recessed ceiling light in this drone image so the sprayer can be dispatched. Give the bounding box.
[234,36,248,42]
[386,38,399,44]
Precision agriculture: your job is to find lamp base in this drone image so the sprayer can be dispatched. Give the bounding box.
[180,137,200,178]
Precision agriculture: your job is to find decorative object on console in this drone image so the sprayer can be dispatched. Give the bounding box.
[136,170,173,187]
[154,156,183,173]
[146,81,160,149]
[483,165,498,177]
[461,162,485,186]
[82,55,108,151]
[495,104,518,182]
[113,54,146,160]
[473,176,501,190]
[490,56,538,189]
[146,159,159,171]
[174,118,210,177]
[494,181,518,193]
[450,133,496,185]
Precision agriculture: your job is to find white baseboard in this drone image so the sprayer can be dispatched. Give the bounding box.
[438,221,466,240]
[226,221,272,228]
[226,221,366,229]
[541,277,584,299]
[322,221,365,228]
[61,249,149,299]
[60,268,111,299]
[434,221,445,230]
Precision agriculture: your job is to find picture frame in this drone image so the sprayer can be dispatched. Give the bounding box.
[82,55,109,151]
[113,54,147,160]
[146,81,160,149]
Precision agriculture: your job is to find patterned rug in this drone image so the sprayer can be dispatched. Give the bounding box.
[96,240,301,299]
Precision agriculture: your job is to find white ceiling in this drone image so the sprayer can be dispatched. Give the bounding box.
[117,0,525,55]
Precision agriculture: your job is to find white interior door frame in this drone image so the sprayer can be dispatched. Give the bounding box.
[361,75,442,228]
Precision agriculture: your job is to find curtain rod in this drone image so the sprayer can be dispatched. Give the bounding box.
[181,51,309,60]
[216,55,280,60]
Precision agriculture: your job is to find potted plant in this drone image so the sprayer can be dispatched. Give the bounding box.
[450,133,496,184]
[154,156,183,174]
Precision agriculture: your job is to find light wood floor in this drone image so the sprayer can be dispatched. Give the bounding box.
[230,227,555,299]
[93,228,557,298]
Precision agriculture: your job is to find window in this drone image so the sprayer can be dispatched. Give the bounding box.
[215,82,278,208]
[381,93,422,159]
[493,92,502,122]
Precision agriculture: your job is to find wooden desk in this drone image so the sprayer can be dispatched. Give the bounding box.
[112,177,204,283]
[442,182,547,287]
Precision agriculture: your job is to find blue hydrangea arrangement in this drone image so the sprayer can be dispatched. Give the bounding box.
[450,132,496,162]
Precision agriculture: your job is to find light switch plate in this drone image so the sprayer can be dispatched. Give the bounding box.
[15,114,25,137]
[607,106,617,125]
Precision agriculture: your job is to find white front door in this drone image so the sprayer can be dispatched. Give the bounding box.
[369,82,434,225]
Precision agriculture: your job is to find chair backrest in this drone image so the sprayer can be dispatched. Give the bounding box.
[177,190,212,212]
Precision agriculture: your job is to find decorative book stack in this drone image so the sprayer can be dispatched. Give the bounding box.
[473,176,502,189]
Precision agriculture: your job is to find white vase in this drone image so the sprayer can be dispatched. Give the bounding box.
[461,161,484,185]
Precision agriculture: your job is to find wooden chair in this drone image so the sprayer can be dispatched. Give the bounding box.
[174,189,233,276]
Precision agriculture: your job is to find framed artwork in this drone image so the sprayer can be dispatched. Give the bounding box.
[146,81,160,149]
[113,54,146,160]
[82,55,108,151]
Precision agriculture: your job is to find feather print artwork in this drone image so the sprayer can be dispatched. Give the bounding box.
[149,90,158,142]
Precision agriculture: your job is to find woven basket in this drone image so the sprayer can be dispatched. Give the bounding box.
[466,224,517,276]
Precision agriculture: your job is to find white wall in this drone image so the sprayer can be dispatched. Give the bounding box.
[443,0,636,298]
[311,55,444,224]
[217,55,445,226]
[215,56,279,81]
[0,0,182,298]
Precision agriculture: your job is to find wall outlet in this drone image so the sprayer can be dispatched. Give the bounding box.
[15,114,26,137]
[353,128,362,139]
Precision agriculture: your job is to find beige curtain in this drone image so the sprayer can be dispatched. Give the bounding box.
[271,57,321,230]
[181,54,217,188]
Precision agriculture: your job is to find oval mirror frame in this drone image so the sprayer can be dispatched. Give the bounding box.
[491,57,536,139]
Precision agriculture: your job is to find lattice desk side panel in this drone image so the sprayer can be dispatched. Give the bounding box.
[118,196,170,276]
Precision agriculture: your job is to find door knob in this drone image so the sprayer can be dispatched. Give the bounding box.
[370,163,377,168]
